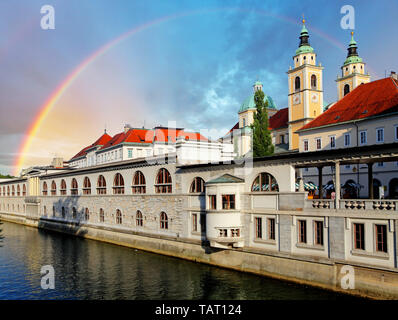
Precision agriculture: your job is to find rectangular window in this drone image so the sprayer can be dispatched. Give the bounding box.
[268,218,275,240]
[209,195,217,210]
[345,164,351,169]
[255,217,262,239]
[128,149,133,158]
[280,135,285,144]
[316,138,322,150]
[376,128,384,143]
[344,133,351,147]
[395,125,398,141]
[192,213,198,232]
[222,194,235,210]
[359,131,367,145]
[314,221,324,246]
[375,224,387,253]
[231,229,240,237]
[330,136,336,149]
[219,229,228,237]
[377,162,384,167]
[303,140,309,151]
[354,223,365,250]
[298,220,307,243]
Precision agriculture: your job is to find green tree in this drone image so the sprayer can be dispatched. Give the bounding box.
[250,89,274,157]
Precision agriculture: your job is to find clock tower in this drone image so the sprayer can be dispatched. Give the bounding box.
[287,18,324,150]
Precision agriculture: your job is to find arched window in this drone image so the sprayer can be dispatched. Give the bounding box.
[2,186,5,196]
[99,208,105,223]
[113,173,125,194]
[72,207,77,219]
[116,209,122,224]
[97,175,107,195]
[160,212,168,229]
[84,208,90,221]
[132,171,146,194]
[11,186,15,196]
[136,210,143,227]
[190,177,205,193]
[311,74,317,89]
[17,185,20,196]
[295,76,300,91]
[344,84,350,96]
[71,178,78,195]
[83,177,91,195]
[51,181,57,196]
[60,179,67,195]
[7,186,10,196]
[22,184,26,196]
[251,172,279,192]
[43,182,48,196]
[155,168,172,193]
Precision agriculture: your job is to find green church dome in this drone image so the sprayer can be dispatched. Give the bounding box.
[238,93,277,113]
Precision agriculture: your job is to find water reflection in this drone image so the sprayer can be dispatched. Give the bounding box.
[0,221,357,300]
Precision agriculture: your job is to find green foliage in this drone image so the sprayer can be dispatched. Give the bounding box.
[0,173,15,179]
[250,90,274,157]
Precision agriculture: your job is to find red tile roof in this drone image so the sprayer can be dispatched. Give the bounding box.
[269,108,288,130]
[299,77,398,131]
[70,133,112,160]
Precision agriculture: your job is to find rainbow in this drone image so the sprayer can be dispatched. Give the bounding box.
[13,7,355,175]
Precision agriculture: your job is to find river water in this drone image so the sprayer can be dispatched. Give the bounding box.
[0,221,358,300]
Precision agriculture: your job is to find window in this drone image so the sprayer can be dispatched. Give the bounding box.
[84,208,90,221]
[7,186,9,196]
[354,223,365,250]
[60,179,67,195]
[43,182,48,196]
[316,138,322,150]
[395,125,398,141]
[72,207,77,219]
[209,195,216,210]
[222,194,235,210]
[344,84,350,96]
[99,208,105,223]
[17,185,20,196]
[268,218,275,240]
[83,177,91,195]
[359,131,367,145]
[255,217,262,239]
[345,165,351,169]
[377,162,384,167]
[376,128,384,143]
[280,135,285,144]
[294,76,300,91]
[52,206,55,217]
[219,229,228,237]
[132,171,146,194]
[71,178,78,195]
[242,118,246,127]
[298,220,307,243]
[136,210,143,227]
[51,181,57,196]
[22,185,26,196]
[344,133,351,147]
[11,186,15,196]
[97,175,107,194]
[61,207,66,219]
[128,149,133,158]
[155,168,172,193]
[192,213,198,232]
[190,177,205,193]
[311,74,317,89]
[314,221,324,246]
[375,224,387,253]
[160,212,168,229]
[303,139,309,151]
[251,172,279,192]
[330,136,336,149]
[116,209,122,224]
[113,173,125,194]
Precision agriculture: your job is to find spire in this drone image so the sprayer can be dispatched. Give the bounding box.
[295,16,314,55]
[343,31,362,65]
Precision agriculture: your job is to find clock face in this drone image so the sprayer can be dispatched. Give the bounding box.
[311,92,319,103]
[293,93,300,105]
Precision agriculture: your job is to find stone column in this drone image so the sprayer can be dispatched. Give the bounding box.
[298,168,304,192]
[368,163,374,199]
[318,166,323,199]
[335,161,340,209]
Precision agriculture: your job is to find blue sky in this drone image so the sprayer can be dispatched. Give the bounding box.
[0,0,397,174]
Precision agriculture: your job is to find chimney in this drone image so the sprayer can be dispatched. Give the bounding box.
[124,124,131,133]
[390,71,398,80]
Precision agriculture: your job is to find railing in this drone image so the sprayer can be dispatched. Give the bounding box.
[306,199,398,211]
